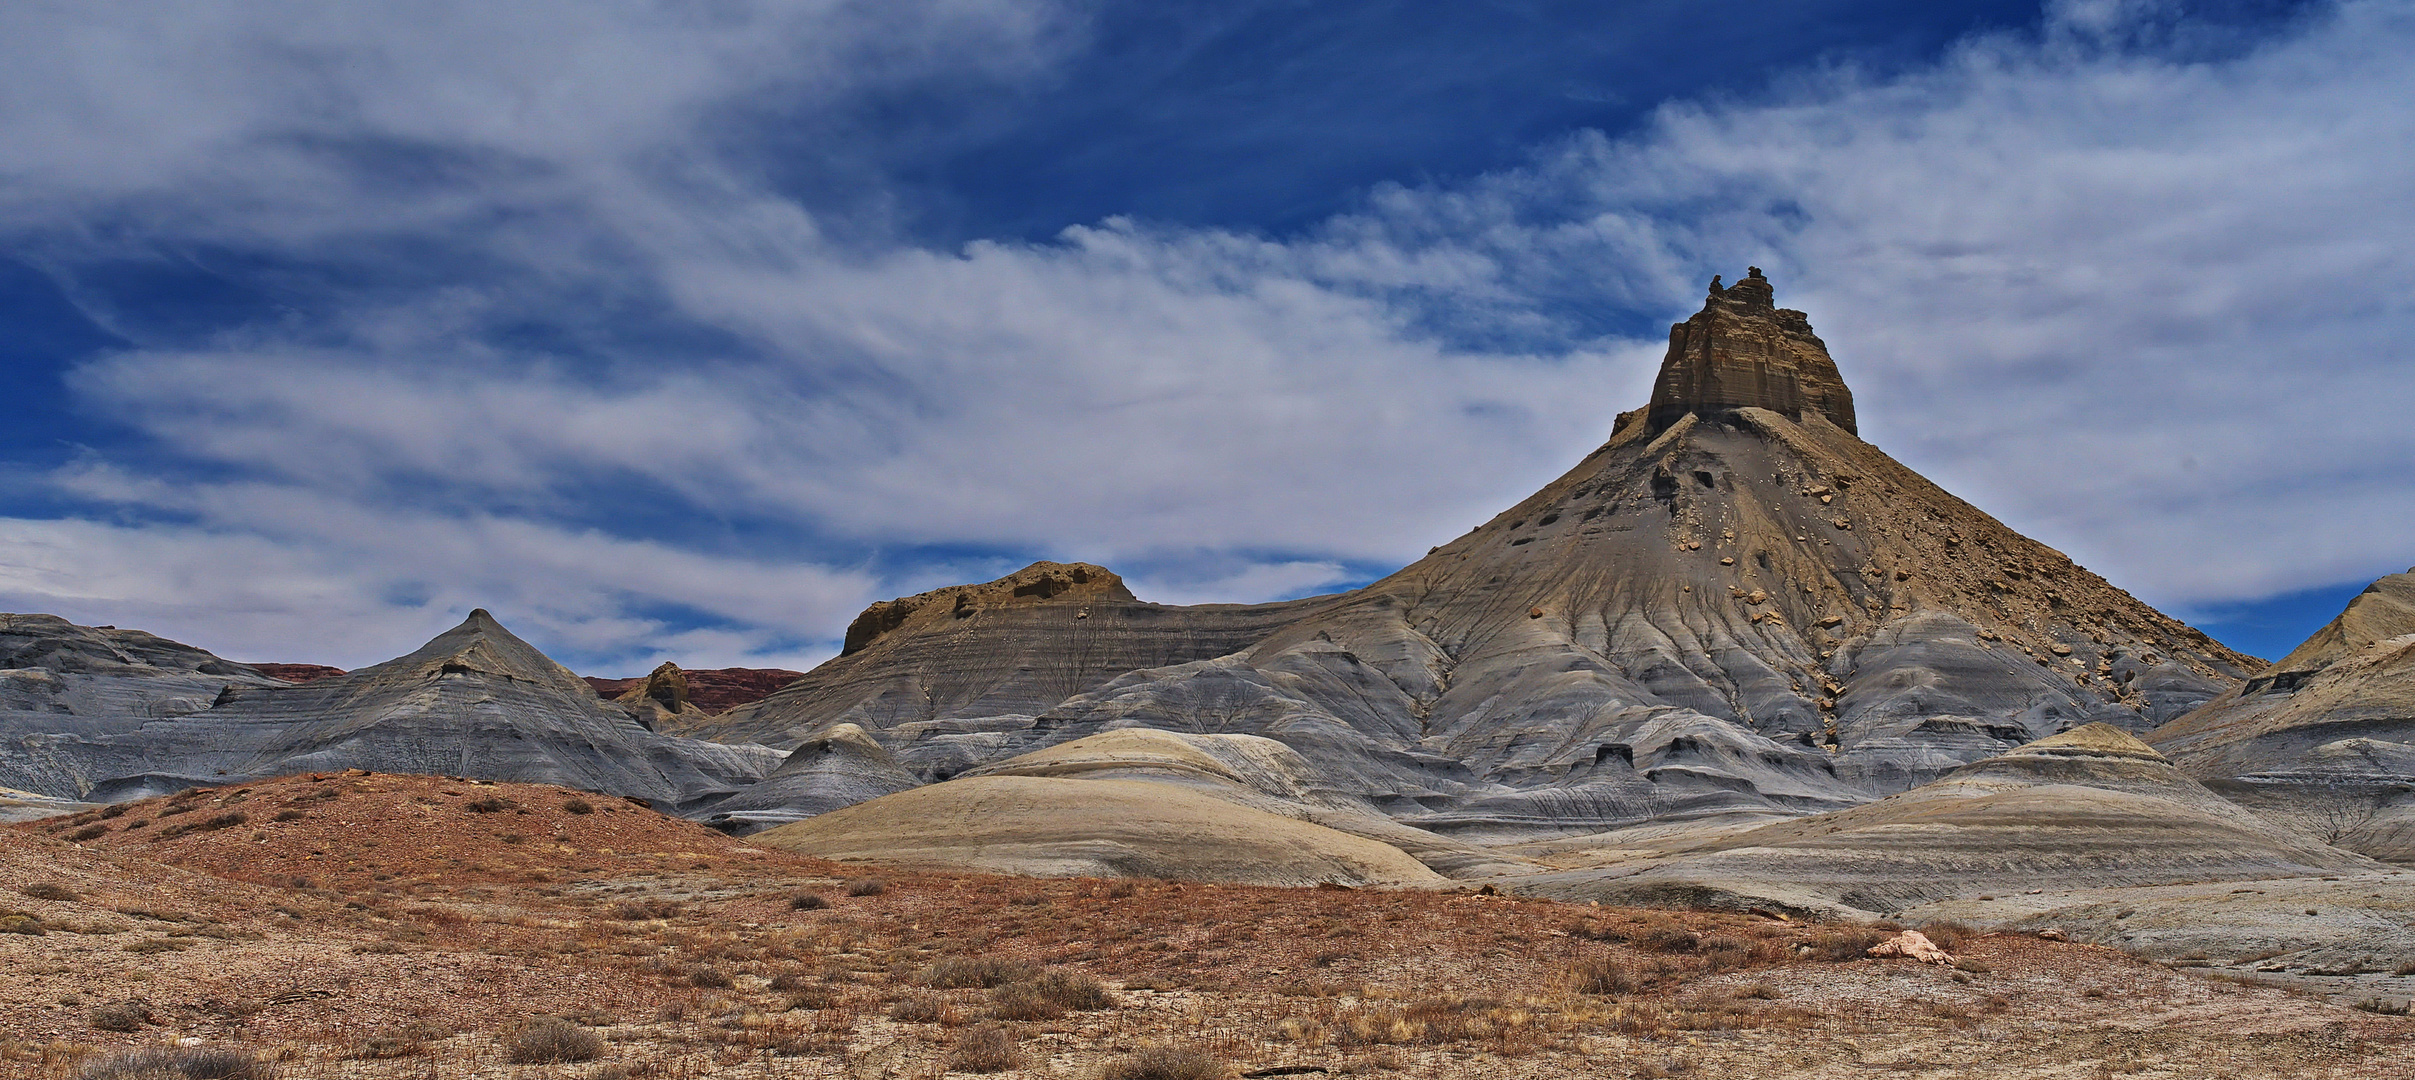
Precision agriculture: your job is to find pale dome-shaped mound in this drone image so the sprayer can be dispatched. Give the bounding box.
[748,774,1443,887]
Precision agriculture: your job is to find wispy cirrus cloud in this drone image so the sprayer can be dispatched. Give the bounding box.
[0,0,2407,672]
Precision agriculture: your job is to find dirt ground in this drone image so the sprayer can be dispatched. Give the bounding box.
[5,771,2412,1079]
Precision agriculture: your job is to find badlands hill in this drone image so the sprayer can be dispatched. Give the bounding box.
[1500,723,2377,917]
[2149,568,2415,861]
[0,610,778,809]
[691,269,2254,845]
[679,561,1333,758]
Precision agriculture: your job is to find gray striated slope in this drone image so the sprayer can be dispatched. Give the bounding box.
[682,561,1336,763]
[2,611,779,808]
[2150,569,2415,861]
[2,614,290,798]
[699,272,2252,839]
[1496,724,2378,916]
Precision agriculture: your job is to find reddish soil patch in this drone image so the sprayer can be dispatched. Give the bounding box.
[583,667,803,713]
[31,771,801,890]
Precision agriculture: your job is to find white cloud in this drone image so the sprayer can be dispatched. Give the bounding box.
[2,0,2410,672]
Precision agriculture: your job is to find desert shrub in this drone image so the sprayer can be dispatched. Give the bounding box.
[989,981,1064,1021]
[20,882,77,902]
[503,1017,603,1064]
[1634,918,1701,953]
[1104,880,1140,899]
[1806,927,1893,962]
[271,810,306,823]
[609,898,681,920]
[99,803,129,819]
[161,812,246,839]
[845,877,887,897]
[1,912,46,935]
[1571,958,1640,996]
[1917,921,1976,953]
[71,1045,272,1080]
[88,1000,152,1032]
[464,796,513,813]
[1097,1045,1226,1080]
[1697,933,1757,971]
[920,956,1037,989]
[684,965,733,989]
[766,970,816,992]
[789,892,830,911]
[784,985,844,1011]
[945,1025,1021,1074]
[157,804,193,818]
[562,798,595,814]
[68,825,108,842]
[1031,968,1113,1010]
[350,1030,430,1060]
[887,995,951,1024]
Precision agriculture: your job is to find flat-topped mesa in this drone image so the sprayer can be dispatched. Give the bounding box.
[1644,267,1857,437]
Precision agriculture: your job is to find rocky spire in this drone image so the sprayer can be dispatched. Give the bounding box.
[1645,267,1857,436]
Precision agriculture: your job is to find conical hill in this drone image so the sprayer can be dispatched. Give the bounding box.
[692,271,2253,841]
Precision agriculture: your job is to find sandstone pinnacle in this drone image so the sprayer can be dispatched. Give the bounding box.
[1646,267,1857,436]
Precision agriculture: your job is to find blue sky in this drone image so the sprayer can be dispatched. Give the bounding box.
[0,0,2406,674]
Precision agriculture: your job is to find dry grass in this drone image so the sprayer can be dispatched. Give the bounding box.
[7,771,2411,1080]
[1098,1045,1227,1080]
[945,1024,1021,1073]
[502,1016,603,1064]
[70,1045,271,1080]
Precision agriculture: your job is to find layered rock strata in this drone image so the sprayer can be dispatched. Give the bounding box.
[749,729,1452,887]
[1645,267,1856,436]
[690,272,2250,843]
[2150,569,2415,861]
[1497,725,2377,915]
[684,561,1338,761]
[0,611,778,808]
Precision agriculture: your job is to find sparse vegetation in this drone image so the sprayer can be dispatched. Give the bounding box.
[921,955,1037,989]
[845,877,887,896]
[68,824,108,841]
[503,1016,603,1064]
[1,771,2395,1080]
[18,882,75,902]
[1573,957,1641,995]
[464,796,514,813]
[88,999,151,1032]
[562,798,594,814]
[1097,1045,1227,1080]
[610,898,681,920]
[946,1024,1021,1073]
[70,1044,272,1080]
[1806,927,1893,962]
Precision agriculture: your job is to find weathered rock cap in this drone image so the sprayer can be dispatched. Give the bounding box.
[841,561,1137,655]
[615,662,690,712]
[1646,267,1857,436]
